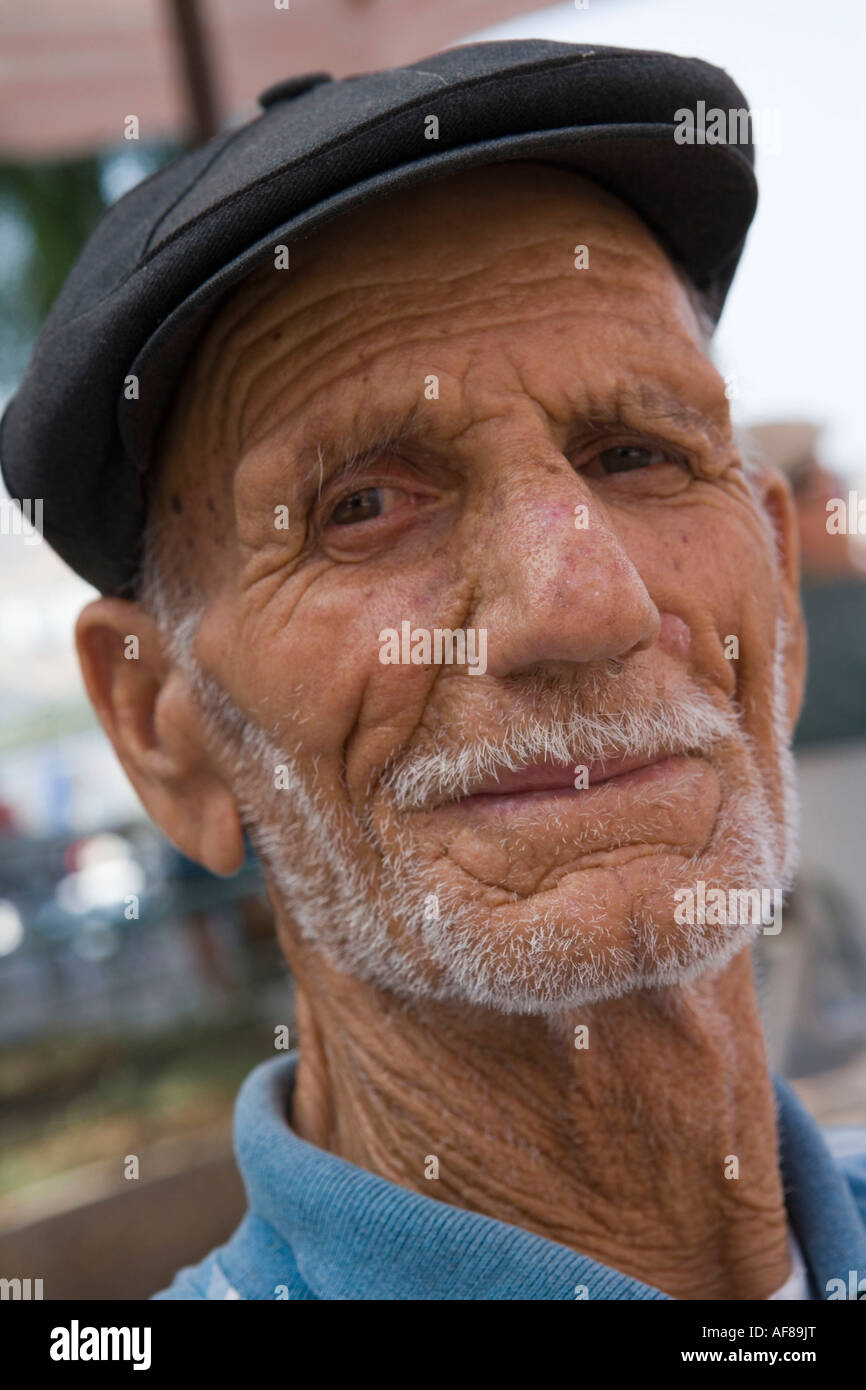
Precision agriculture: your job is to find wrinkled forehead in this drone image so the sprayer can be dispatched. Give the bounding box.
[216,160,681,325]
[154,161,702,504]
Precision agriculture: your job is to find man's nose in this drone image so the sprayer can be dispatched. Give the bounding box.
[471,476,661,677]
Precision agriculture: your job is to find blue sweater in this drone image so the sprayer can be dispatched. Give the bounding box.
[153,1052,866,1300]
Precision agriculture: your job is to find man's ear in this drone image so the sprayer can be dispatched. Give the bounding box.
[75,598,245,876]
[753,465,808,736]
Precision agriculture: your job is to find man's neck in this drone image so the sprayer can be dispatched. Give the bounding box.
[289,946,789,1300]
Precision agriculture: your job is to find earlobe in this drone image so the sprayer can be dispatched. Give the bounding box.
[75,598,246,877]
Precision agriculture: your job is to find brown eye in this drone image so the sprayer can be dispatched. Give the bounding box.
[595,445,662,474]
[328,487,386,526]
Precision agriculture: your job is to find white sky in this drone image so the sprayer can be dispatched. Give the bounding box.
[466,0,866,478]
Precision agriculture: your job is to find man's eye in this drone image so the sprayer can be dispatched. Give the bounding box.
[327,486,396,526]
[594,445,666,474]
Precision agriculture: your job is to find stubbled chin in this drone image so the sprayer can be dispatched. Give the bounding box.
[352,754,789,1012]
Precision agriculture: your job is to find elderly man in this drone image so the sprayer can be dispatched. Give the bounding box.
[3,39,865,1302]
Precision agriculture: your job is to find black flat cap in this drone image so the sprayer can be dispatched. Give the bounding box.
[0,38,757,596]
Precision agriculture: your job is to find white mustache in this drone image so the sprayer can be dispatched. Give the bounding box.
[380,686,740,811]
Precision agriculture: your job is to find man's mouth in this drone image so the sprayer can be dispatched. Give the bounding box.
[446,753,687,812]
[466,754,662,796]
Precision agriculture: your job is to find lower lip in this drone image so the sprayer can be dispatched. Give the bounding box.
[445,755,689,815]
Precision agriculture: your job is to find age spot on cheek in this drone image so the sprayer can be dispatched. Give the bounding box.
[658,612,692,657]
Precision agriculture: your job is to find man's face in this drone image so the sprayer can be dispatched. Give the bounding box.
[154,162,803,1013]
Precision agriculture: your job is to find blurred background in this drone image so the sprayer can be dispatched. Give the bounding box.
[1,0,864,1299]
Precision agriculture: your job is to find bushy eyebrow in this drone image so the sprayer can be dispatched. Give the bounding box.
[625,384,723,436]
[584,383,727,445]
[290,400,428,499]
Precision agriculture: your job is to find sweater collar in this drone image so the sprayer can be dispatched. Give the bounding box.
[226,1052,866,1301]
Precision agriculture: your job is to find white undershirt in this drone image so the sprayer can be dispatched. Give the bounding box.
[767,1225,811,1299]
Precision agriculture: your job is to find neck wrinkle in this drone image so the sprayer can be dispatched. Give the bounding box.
[288,938,789,1300]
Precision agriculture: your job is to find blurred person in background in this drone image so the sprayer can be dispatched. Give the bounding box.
[750,421,866,1084]
[750,421,866,747]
